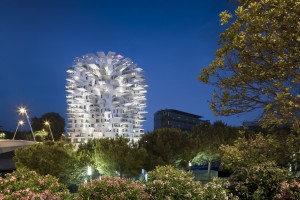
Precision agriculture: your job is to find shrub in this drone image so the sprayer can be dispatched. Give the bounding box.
[274,180,300,200]
[146,165,202,199]
[228,162,291,199]
[77,176,149,199]
[201,178,239,200]
[14,141,86,185]
[0,168,73,199]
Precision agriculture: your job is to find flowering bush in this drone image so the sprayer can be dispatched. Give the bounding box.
[274,180,300,200]
[228,162,291,199]
[146,165,202,199]
[0,168,73,199]
[77,176,149,199]
[200,178,239,200]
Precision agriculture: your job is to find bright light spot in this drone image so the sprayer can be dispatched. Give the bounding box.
[19,107,26,114]
[87,166,92,176]
[44,121,50,126]
[19,120,24,125]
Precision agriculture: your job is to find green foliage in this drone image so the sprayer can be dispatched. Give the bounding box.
[139,128,193,170]
[221,133,284,171]
[201,178,239,200]
[192,150,219,166]
[0,168,73,199]
[286,133,300,173]
[78,176,148,200]
[31,112,65,141]
[34,130,48,142]
[228,162,292,200]
[146,165,202,199]
[191,121,239,155]
[13,141,86,185]
[146,165,238,200]
[199,0,300,132]
[191,121,239,180]
[93,137,147,178]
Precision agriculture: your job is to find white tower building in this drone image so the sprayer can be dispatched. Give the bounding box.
[66,52,147,144]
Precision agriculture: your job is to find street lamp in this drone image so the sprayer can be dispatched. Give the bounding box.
[44,120,54,142]
[13,120,24,140]
[18,106,36,142]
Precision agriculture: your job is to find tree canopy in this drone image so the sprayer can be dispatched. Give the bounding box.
[13,141,86,185]
[190,121,239,180]
[199,0,300,131]
[92,137,147,178]
[139,128,193,170]
[220,133,287,172]
[31,112,65,141]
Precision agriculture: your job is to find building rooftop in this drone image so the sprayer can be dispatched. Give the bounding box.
[155,109,203,119]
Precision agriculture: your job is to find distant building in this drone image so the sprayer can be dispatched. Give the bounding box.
[154,109,207,131]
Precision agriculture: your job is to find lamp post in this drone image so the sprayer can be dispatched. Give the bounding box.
[44,120,54,142]
[13,120,24,140]
[19,106,36,142]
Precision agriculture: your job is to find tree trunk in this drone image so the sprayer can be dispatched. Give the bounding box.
[207,161,212,181]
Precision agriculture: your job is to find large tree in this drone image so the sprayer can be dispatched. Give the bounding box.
[220,133,286,172]
[199,0,300,131]
[139,128,193,170]
[93,137,147,178]
[190,121,239,180]
[31,112,65,141]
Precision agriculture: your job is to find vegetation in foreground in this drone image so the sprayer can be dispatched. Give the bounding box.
[1,165,299,200]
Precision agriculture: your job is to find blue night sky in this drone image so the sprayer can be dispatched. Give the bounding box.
[0,0,259,132]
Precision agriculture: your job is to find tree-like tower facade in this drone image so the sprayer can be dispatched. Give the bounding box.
[66,52,147,143]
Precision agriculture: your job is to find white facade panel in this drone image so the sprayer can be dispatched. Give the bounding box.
[66,51,147,143]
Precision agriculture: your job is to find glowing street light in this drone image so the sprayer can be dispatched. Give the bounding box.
[12,120,24,140]
[87,165,92,176]
[18,106,36,142]
[44,120,54,142]
[87,165,92,182]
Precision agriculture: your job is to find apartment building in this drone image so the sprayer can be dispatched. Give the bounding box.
[66,52,147,144]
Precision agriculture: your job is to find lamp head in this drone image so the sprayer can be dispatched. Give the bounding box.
[19,107,27,114]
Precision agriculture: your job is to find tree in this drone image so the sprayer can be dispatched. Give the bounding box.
[34,130,48,141]
[198,0,300,132]
[228,161,291,200]
[139,128,193,170]
[93,137,147,178]
[286,133,300,175]
[13,141,86,185]
[31,112,65,141]
[220,133,285,172]
[190,121,239,180]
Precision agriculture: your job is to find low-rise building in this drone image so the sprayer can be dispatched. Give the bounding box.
[154,109,208,131]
